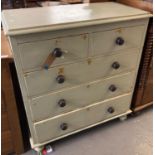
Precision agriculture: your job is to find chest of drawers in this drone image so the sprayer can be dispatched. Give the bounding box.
[2,2,151,151]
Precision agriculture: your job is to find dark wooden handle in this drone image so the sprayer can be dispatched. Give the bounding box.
[112,62,120,69]
[58,99,66,107]
[116,37,124,46]
[109,85,117,92]
[42,48,63,70]
[107,107,115,114]
[52,48,63,57]
[56,75,65,84]
[60,123,68,130]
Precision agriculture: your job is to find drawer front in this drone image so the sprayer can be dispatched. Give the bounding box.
[34,94,131,143]
[25,49,139,97]
[30,72,135,122]
[91,25,144,56]
[19,34,88,72]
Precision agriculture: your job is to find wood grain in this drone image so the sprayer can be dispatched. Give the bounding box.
[1,30,12,59]
[122,0,153,112]
[89,0,111,3]
[1,30,25,155]
[2,131,14,155]
[132,19,153,111]
[117,0,153,13]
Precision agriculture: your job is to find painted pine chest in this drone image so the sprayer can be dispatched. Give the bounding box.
[2,2,151,150]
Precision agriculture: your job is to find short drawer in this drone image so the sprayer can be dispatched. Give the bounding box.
[25,49,139,97]
[30,72,135,122]
[34,94,131,143]
[18,34,88,72]
[91,25,144,56]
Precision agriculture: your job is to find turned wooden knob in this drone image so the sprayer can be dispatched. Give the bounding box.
[56,75,65,84]
[52,48,63,57]
[112,62,120,69]
[107,107,115,114]
[58,99,66,107]
[60,123,68,130]
[109,85,117,92]
[116,37,124,46]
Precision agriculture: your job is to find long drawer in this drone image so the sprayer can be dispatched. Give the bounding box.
[18,34,89,72]
[34,94,131,143]
[91,25,144,56]
[30,72,135,122]
[25,49,139,97]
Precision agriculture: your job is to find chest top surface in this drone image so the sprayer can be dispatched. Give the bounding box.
[2,2,151,35]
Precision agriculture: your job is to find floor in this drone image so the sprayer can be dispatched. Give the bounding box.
[23,108,153,155]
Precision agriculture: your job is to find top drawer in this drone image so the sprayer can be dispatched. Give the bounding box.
[91,25,144,56]
[18,34,89,72]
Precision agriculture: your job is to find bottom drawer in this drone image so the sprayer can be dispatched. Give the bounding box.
[34,93,131,143]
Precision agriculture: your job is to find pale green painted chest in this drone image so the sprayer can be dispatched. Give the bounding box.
[2,2,151,151]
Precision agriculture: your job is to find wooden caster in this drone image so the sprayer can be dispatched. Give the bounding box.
[119,115,127,121]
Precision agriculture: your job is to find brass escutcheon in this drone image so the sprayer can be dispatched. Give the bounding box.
[55,39,61,45]
[86,85,90,88]
[87,58,92,65]
[82,34,87,40]
[116,28,122,33]
[86,107,90,111]
[58,67,64,75]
